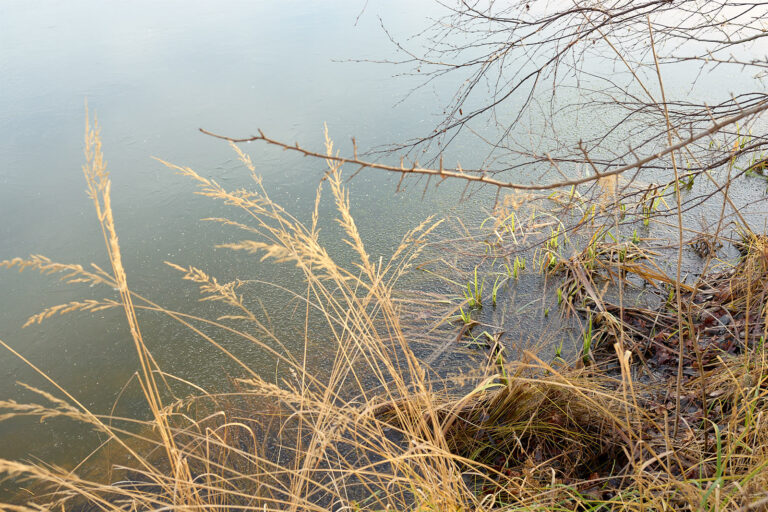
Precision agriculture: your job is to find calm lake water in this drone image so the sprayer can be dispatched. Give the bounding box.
[0,0,499,473]
[1,0,766,490]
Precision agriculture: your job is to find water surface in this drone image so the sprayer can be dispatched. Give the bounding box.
[0,0,479,469]
[1,1,766,486]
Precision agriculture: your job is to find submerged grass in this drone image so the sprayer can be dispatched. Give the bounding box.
[1,115,768,511]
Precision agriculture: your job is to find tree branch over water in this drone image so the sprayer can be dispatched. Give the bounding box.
[200,98,768,192]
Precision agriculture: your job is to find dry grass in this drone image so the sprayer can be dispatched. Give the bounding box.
[0,116,767,512]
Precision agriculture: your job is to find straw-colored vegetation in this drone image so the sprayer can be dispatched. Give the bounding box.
[0,107,767,511]
[3,2,768,508]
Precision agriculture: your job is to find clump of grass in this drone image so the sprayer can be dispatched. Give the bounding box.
[464,267,484,308]
[504,255,526,280]
[457,305,473,325]
[545,229,656,317]
[373,354,636,505]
